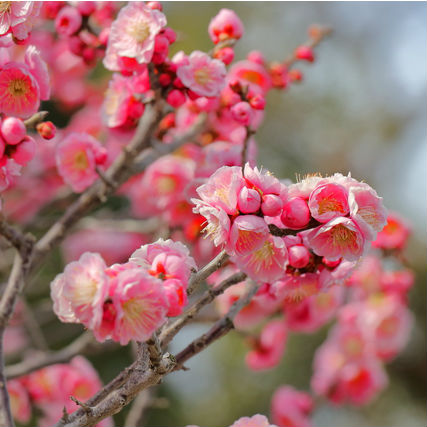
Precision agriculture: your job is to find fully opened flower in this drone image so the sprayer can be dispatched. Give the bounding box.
[56,132,107,192]
[177,50,227,97]
[104,2,167,71]
[50,252,109,328]
[305,216,365,261]
[111,268,169,345]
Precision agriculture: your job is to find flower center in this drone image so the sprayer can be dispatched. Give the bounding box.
[332,224,356,247]
[74,151,89,170]
[0,2,11,15]
[194,67,212,86]
[157,175,177,193]
[127,21,150,43]
[8,78,29,97]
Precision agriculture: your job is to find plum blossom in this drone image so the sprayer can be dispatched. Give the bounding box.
[305,217,365,261]
[177,51,227,97]
[208,8,244,44]
[50,252,109,328]
[56,132,107,192]
[230,415,277,427]
[372,212,411,251]
[104,2,166,70]
[0,1,41,44]
[246,319,287,370]
[0,46,50,118]
[110,268,169,345]
[271,386,313,427]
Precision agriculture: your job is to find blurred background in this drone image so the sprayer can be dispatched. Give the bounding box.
[6,2,425,427]
[143,2,426,426]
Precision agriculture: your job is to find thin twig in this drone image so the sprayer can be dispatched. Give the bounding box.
[0,331,15,427]
[174,281,259,369]
[160,272,247,349]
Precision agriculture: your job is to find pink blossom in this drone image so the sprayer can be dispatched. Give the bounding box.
[194,165,245,215]
[25,45,51,100]
[8,379,31,424]
[284,286,344,333]
[281,198,311,229]
[208,9,244,44]
[232,235,288,283]
[196,204,231,247]
[228,60,272,94]
[104,2,166,70]
[246,319,287,370]
[141,155,195,210]
[0,158,21,191]
[56,132,106,192]
[0,63,40,118]
[238,186,261,213]
[308,182,349,223]
[230,414,276,427]
[287,245,310,269]
[357,295,413,361]
[50,252,109,328]
[311,342,388,406]
[273,273,320,304]
[102,72,148,128]
[261,194,283,217]
[228,215,269,255]
[162,278,188,317]
[55,6,82,36]
[348,184,387,240]
[0,1,41,41]
[372,212,411,251]
[231,101,252,125]
[380,269,414,299]
[1,116,26,145]
[111,268,169,345]
[177,51,227,97]
[243,163,282,195]
[271,386,313,427]
[305,217,365,261]
[130,238,197,283]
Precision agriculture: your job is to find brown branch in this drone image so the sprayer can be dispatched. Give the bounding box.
[268,218,320,237]
[0,332,14,427]
[160,272,247,349]
[284,25,332,68]
[5,332,98,379]
[174,280,259,370]
[186,250,229,296]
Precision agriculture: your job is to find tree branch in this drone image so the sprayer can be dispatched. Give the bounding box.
[174,280,259,370]
[160,272,247,349]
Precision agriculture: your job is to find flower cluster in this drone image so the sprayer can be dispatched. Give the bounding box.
[51,239,196,345]
[8,356,112,427]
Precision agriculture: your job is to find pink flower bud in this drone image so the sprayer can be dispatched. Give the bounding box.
[288,245,310,269]
[12,137,36,165]
[208,8,244,44]
[295,46,315,62]
[213,47,234,65]
[322,257,341,268]
[77,1,96,16]
[163,27,177,44]
[167,89,186,108]
[281,197,311,229]
[158,73,172,87]
[36,121,56,140]
[1,117,26,145]
[238,186,261,213]
[247,50,265,65]
[261,194,283,217]
[249,94,266,110]
[231,101,252,126]
[154,35,169,55]
[147,1,163,11]
[0,136,5,158]
[68,35,86,56]
[55,6,83,37]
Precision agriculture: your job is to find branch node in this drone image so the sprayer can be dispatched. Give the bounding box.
[70,396,93,416]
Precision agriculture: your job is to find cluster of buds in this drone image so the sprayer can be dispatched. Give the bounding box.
[0,117,35,167]
[51,239,196,345]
